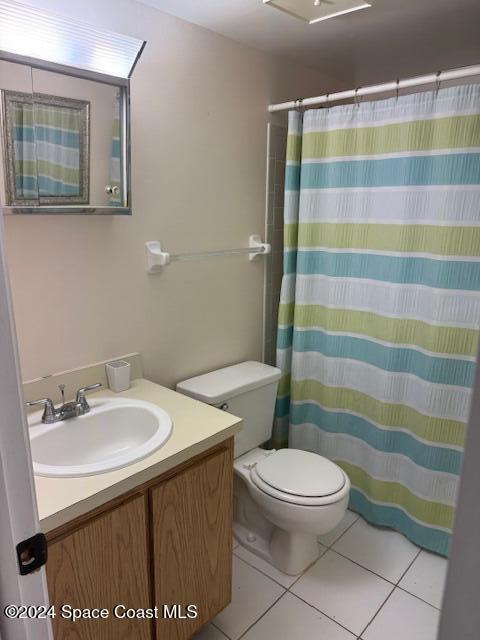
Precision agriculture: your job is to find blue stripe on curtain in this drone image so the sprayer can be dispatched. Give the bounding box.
[283,329,475,386]
[287,154,480,189]
[32,126,80,148]
[288,403,462,474]
[16,175,80,196]
[291,251,480,290]
[349,490,452,552]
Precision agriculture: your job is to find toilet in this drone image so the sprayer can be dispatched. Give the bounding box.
[177,361,350,575]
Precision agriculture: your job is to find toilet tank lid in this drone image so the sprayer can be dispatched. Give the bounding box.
[176,361,281,404]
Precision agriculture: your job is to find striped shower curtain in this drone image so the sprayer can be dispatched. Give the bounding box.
[274,84,480,556]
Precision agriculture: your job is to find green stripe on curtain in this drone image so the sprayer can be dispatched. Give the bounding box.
[278,304,479,356]
[302,114,480,159]
[338,462,455,529]
[274,85,480,556]
[286,222,480,256]
[288,379,466,446]
[16,159,80,185]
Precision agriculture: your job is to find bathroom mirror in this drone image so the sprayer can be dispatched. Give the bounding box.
[0,59,130,214]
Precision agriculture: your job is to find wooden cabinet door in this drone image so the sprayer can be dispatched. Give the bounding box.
[151,443,233,640]
[47,495,152,640]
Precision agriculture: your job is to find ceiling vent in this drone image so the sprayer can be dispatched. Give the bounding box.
[263,0,372,24]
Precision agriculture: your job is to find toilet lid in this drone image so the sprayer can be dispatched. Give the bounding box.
[255,449,345,498]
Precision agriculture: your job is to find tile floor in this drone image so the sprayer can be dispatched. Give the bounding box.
[194,511,447,640]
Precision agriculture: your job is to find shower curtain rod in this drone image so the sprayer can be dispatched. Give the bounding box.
[268,63,480,113]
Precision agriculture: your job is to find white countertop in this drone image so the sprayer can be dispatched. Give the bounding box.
[34,378,242,533]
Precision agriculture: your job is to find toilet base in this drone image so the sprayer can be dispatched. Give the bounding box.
[270,529,320,575]
[233,521,320,576]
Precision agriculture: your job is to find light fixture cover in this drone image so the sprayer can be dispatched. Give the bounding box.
[0,0,145,78]
[263,0,371,24]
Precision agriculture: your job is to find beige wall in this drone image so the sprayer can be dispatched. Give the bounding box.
[3,0,338,387]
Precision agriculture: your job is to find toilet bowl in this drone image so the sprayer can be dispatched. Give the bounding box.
[233,447,350,574]
[177,361,350,576]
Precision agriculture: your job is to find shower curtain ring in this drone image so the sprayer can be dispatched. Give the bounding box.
[396,79,400,100]
[436,71,442,94]
[354,87,360,108]
[294,97,304,111]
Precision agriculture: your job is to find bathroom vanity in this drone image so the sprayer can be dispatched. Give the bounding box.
[29,375,242,640]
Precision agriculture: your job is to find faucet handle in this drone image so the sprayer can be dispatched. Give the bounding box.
[25,398,55,424]
[75,383,102,413]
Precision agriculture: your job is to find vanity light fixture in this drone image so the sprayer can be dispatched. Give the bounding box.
[263,0,372,24]
[0,0,145,79]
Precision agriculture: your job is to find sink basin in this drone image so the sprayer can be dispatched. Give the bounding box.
[28,397,172,477]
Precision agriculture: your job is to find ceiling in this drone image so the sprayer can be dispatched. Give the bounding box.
[136,0,480,87]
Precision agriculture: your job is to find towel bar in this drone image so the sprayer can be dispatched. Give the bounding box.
[145,235,271,273]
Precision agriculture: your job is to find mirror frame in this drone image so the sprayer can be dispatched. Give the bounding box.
[0,52,132,215]
[2,90,90,206]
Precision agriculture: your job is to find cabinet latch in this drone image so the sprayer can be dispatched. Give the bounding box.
[16,533,48,575]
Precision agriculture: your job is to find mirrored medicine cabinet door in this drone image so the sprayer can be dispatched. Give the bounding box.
[0,59,131,214]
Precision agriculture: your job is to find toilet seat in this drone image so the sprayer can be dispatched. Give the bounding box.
[250,449,347,507]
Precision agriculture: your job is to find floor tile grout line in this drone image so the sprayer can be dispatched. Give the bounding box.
[217,554,287,638]
[324,536,442,610]
[328,541,428,591]
[357,583,397,639]
[357,563,443,640]
[286,590,361,637]
[394,547,444,610]
[320,513,360,550]
[235,590,287,640]
[233,542,328,592]
[396,548,422,586]
[287,563,311,592]
[211,619,233,639]
[328,547,402,587]
[396,584,442,611]
[232,551,292,590]
[285,543,329,591]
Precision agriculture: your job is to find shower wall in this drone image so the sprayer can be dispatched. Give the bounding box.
[263,122,287,366]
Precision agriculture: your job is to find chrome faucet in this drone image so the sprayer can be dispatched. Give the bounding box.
[26,383,102,424]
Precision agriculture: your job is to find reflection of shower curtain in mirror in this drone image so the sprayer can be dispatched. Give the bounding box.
[17,102,82,197]
[274,85,480,556]
[12,101,37,199]
[109,90,122,206]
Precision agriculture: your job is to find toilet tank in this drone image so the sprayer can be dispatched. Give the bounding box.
[177,361,281,458]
